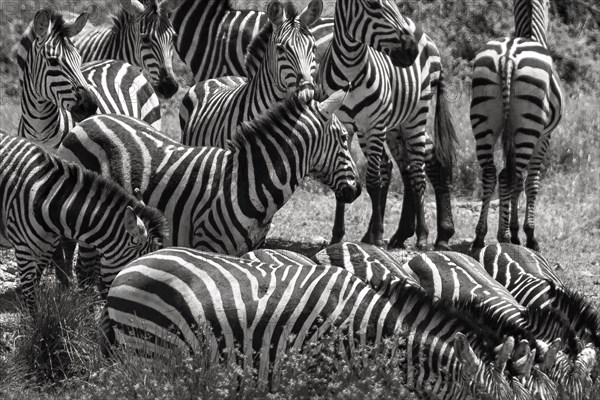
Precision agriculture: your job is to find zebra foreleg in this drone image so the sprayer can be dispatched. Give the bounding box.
[76,245,99,289]
[360,134,387,247]
[330,202,346,244]
[16,244,54,312]
[388,167,416,249]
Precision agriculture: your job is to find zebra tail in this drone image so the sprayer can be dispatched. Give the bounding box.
[433,68,458,168]
[501,55,516,185]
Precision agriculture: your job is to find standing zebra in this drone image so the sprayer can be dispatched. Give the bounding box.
[73,0,179,99]
[169,0,333,82]
[0,133,167,309]
[179,0,321,147]
[318,0,457,250]
[476,243,600,350]
[102,247,519,400]
[57,93,360,265]
[470,0,563,251]
[16,9,161,151]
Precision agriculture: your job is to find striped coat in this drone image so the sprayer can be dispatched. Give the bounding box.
[0,132,167,308]
[16,9,161,151]
[57,94,360,259]
[179,0,321,147]
[73,0,179,99]
[169,0,333,82]
[103,247,517,400]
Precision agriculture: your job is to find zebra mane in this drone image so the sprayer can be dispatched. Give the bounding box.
[522,303,579,356]
[548,280,600,348]
[244,21,274,78]
[44,148,168,242]
[229,95,305,151]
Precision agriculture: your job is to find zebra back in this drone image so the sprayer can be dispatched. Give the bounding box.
[169,0,333,82]
[73,0,179,98]
[0,132,168,308]
[242,249,315,268]
[104,247,518,400]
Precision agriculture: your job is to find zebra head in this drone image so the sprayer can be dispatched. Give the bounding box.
[26,10,98,122]
[305,89,361,203]
[265,1,321,104]
[335,0,418,68]
[120,0,179,98]
[454,333,515,400]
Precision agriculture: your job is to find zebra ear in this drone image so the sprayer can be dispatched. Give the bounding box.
[267,1,284,27]
[63,12,89,38]
[158,0,179,14]
[124,206,148,244]
[298,0,323,28]
[511,340,534,377]
[494,336,515,373]
[539,338,561,370]
[33,10,51,40]
[453,332,481,378]
[317,88,349,119]
[121,0,146,18]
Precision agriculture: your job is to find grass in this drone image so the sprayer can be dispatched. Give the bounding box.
[1,0,599,398]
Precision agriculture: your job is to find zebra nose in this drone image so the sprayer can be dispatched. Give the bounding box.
[389,35,418,68]
[71,87,99,122]
[296,78,315,104]
[156,69,179,99]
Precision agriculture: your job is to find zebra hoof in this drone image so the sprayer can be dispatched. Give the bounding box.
[526,239,540,252]
[360,233,385,248]
[387,234,407,249]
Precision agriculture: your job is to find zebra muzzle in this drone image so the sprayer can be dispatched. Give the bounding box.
[156,69,179,99]
[71,87,99,122]
[296,80,315,104]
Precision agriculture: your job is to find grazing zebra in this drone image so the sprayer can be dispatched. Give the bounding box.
[73,0,179,99]
[470,0,563,251]
[315,243,598,400]
[179,0,321,147]
[476,243,600,349]
[169,0,333,82]
[57,92,360,269]
[103,247,519,400]
[318,0,457,250]
[0,133,167,309]
[16,9,161,151]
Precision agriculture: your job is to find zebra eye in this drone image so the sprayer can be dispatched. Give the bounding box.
[46,57,60,67]
[276,44,286,55]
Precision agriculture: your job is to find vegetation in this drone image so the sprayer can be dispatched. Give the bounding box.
[0,0,598,398]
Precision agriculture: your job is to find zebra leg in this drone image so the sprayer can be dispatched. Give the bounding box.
[473,161,498,250]
[426,157,455,250]
[330,202,346,244]
[76,244,98,289]
[378,151,393,229]
[16,244,54,312]
[510,172,525,245]
[407,161,429,250]
[360,132,387,247]
[52,238,77,286]
[523,135,551,251]
[497,168,512,243]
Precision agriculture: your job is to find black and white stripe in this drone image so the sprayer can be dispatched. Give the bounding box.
[179,0,321,147]
[57,93,360,261]
[169,0,333,82]
[103,246,518,400]
[16,9,161,151]
[73,0,179,99]
[318,0,457,250]
[0,132,167,309]
[471,0,563,251]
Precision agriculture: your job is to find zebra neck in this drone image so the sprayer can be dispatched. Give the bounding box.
[106,14,142,65]
[514,0,549,47]
[326,10,370,84]
[19,91,70,147]
[245,61,287,113]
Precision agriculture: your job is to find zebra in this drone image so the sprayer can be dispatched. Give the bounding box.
[16,8,162,152]
[242,248,315,268]
[0,132,168,309]
[169,0,334,82]
[470,0,563,251]
[315,242,599,400]
[102,246,520,400]
[56,92,361,283]
[317,0,457,250]
[179,0,321,147]
[73,0,179,99]
[476,243,600,349]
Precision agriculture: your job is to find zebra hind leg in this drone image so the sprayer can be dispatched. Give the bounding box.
[510,172,524,245]
[497,167,512,244]
[523,135,551,251]
[360,133,387,247]
[473,162,497,250]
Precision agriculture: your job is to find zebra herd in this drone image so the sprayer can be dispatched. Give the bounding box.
[0,0,597,399]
